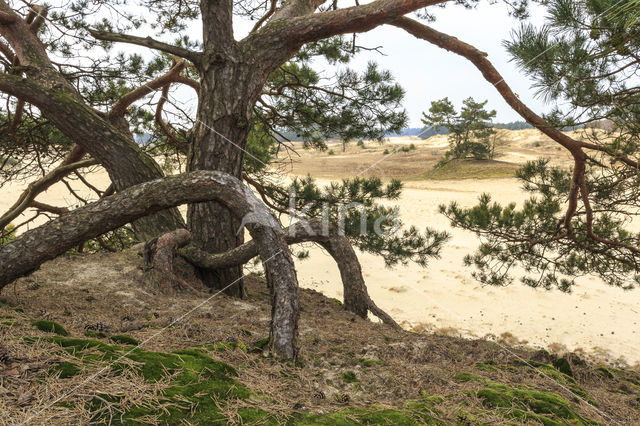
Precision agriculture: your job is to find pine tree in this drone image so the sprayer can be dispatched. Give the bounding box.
[440,0,640,291]
[422,97,497,164]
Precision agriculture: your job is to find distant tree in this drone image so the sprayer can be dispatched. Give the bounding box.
[422,97,497,163]
[494,121,533,131]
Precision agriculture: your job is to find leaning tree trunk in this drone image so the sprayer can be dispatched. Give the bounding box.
[0,171,300,359]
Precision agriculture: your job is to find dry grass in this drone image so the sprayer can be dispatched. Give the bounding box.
[0,249,639,424]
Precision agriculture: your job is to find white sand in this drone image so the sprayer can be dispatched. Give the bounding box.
[2,166,638,366]
[291,178,640,366]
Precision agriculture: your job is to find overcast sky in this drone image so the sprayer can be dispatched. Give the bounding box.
[322,2,549,127]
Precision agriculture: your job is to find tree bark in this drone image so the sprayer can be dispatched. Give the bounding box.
[187,1,278,294]
[0,170,300,359]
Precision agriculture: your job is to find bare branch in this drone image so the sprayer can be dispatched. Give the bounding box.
[87,29,202,65]
[110,60,187,117]
[251,0,279,32]
[0,158,98,230]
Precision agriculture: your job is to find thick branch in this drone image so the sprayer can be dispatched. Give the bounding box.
[0,9,17,24]
[0,170,300,359]
[180,219,400,328]
[87,29,202,65]
[254,0,449,52]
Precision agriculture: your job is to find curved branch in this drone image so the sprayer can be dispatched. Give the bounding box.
[87,29,202,65]
[252,0,279,32]
[0,170,300,359]
[390,17,584,155]
[253,0,449,51]
[110,60,187,117]
[155,83,188,154]
[0,9,17,24]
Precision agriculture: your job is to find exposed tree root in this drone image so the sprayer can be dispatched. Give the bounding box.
[142,229,200,295]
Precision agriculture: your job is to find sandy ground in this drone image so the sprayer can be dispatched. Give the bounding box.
[292,178,640,366]
[1,129,638,366]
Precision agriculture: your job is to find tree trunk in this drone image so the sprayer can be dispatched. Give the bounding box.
[187,57,267,295]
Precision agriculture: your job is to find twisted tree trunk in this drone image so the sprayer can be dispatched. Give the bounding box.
[0,171,300,359]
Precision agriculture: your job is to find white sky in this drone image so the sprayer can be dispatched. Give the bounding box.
[232,1,550,128]
[343,3,549,127]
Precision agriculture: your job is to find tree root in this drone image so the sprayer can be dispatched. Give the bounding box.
[141,229,201,295]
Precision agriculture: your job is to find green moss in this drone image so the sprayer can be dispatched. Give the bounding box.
[474,381,598,425]
[84,330,107,338]
[360,358,383,367]
[203,341,248,353]
[49,362,80,378]
[342,371,358,383]
[475,361,499,372]
[250,337,270,353]
[110,334,139,345]
[299,404,445,425]
[553,357,573,377]
[331,298,343,306]
[1,321,18,327]
[453,372,484,383]
[32,320,68,336]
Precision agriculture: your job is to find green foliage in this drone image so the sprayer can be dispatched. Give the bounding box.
[328,149,335,155]
[441,159,640,290]
[268,175,450,267]
[422,97,497,164]
[32,320,68,336]
[260,61,407,150]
